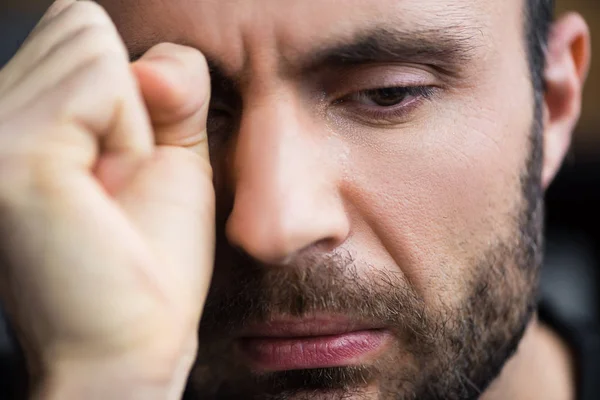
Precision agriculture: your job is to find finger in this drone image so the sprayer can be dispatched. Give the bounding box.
[1,1,114,93]
[27,0,74,38]
[117,147,216,321]
[36,0,74,24]
[123,44,215,317]
[63,54,154,165]
[132,43,212,161]
[29,39,155,193]
[0,19,129,118]
[0,0,74,92]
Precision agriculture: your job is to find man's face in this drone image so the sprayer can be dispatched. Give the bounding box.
[102,0,543,398]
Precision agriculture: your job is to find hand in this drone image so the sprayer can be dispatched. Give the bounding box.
[0,0,214,397]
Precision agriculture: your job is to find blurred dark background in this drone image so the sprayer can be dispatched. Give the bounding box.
[0,0,599,396]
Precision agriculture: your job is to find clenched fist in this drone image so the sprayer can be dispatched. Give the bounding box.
[0,0,215,398]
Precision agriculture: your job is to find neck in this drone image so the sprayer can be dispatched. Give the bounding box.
[481,315,576,400]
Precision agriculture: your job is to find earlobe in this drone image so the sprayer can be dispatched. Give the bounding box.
[541,13,591,189]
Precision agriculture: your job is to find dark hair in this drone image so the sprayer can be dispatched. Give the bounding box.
[526,0,555,105]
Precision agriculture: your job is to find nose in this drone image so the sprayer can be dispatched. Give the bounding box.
[225,94,350,265]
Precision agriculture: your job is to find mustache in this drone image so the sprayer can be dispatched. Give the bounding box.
[199,247,432,346]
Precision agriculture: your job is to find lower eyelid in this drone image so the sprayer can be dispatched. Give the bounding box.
[333,93,432,126]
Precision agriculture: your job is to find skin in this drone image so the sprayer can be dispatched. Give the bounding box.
[0,0,590,399]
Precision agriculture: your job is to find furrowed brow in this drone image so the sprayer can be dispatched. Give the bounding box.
[298,26,481,75]
[128,44,238,91]
[127,25,481,83]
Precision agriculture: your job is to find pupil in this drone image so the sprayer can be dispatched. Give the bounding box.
[371,88,406,106]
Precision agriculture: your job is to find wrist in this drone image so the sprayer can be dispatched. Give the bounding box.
[30,338,197,400]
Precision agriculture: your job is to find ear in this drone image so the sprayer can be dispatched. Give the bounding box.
[541,13,591,189]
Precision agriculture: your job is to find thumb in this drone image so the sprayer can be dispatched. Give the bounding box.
[132,43,211,160]
[115,44,215,321]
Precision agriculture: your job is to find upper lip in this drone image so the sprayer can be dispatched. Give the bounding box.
[239,315,384,338]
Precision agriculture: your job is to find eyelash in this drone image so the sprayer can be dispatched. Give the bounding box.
[208,85,437,134]
[335,86,437,122]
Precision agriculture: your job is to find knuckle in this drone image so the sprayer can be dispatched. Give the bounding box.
[0,149,51,204]
[37,3,127,67]
[0,123,85,202]
[84,50,129,80]
[67,0,113,28]
[57,51,133,115]
[59,1,122,44]
[74,25,127,60]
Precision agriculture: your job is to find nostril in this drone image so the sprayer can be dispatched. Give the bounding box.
[274,236,346,266]
[313,237,342,253]
[224,192,351,266]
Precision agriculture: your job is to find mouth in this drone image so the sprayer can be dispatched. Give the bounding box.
[237,315,392,372]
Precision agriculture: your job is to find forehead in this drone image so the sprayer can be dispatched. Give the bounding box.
[100,0,525,76]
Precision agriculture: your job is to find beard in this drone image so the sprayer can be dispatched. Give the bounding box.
[185,125,545,400]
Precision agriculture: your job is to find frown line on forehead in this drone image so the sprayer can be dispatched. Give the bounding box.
[128,23,483,84]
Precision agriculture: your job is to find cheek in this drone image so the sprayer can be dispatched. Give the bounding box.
[341,99,532,306]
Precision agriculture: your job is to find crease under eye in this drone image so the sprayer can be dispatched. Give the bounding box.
[330,85,438,126]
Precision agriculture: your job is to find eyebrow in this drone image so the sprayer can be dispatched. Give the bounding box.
[129,25,482,83]
[295,26,481,76]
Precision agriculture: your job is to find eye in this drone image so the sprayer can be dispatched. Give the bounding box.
[332,85,437,125]
[207,100,237,135]
[207,107,231,133]
[345,86,435,108]
[358,87,410,106]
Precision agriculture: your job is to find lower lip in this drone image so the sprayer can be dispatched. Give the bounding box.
[239,330,390,371]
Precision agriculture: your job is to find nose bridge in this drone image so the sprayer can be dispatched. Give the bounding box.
[225,92,349,264]
[235,93,307,208]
